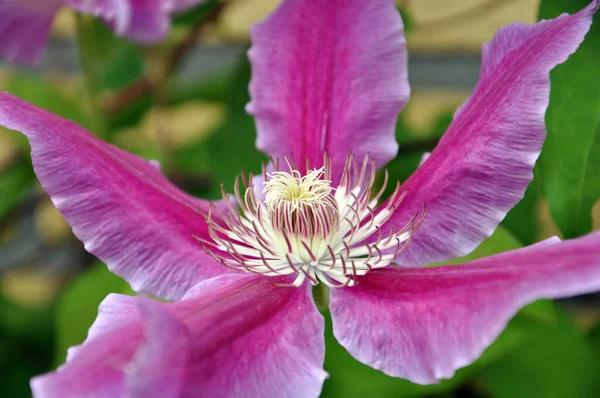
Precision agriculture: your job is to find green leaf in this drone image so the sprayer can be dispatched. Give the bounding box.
[321,300,555,398]
[0,162,36,223]
[172,0,222,27]
[538,0,600,238]
[77,17,145,92]
[519,299,556,325]
[432,225,522,266]
[5,73,91,129]
[396,6,415,35]
[481,307,600,398]
[53,264,131,367]
[98,41,144,92]
[75,15,146,139]
[502,168,541,245]
[588,324,600,364]
[202,55,265,198]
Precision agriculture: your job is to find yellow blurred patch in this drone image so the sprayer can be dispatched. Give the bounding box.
[0,129,20,171]
[571,306,600,331]
[35,197,73,245]
[593,200,600,231]
[115,101,225,152]
[51,8,76,39]
[2,269,62,307]
[216,0,281,41]
[538,198,563,240]
[408,0,540,52]
[212,0,540,51]
[403,90,469,136]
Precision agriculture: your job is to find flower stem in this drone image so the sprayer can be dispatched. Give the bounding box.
[313,283,330,311]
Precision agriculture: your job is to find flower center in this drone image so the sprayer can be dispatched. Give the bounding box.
[263,168,339,239]
[198,154,425,288]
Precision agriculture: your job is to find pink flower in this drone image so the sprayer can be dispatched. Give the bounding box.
[0,0,205,65]
[0,0,598,396]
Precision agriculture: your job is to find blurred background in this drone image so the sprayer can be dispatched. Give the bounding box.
[1,0,599,397]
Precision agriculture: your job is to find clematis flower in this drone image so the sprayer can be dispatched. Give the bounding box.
[0,0,599,396]
[0,0,205,66]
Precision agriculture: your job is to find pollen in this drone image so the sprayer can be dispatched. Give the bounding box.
[264,168,339,239]
[196,154,425,288]
[264,168,331,210]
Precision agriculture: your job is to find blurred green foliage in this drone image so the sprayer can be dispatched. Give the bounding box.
[0,0,599,397]
[0,162,35,223]
[5,72,91,129]
[0,297,54,398]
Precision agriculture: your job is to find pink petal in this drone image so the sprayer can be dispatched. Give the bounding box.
[0,0,62,66]
[247,0,409,182]
[69,0,171,43]
[330,231,600,384]
[180,275,327,397]
[31,295,188,398]
[117,0,171,43]
[32,274,327,398]
[127,299,190,398]
[0,92,232,300]
[389,2,598,267]
[67,0,130,35]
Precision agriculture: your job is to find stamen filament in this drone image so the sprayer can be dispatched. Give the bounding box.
[197,153,424,288]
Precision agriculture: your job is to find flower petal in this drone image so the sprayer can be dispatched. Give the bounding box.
[67,0,130,35]
[69,0,171,42]
[0,92,231,300]
[116,0,170,43]
[179,275,327,397]
[330,231,600,384]
[31,295,188,398]
[247,0,409,182]
[389,1,598,267]
[0,0,62,65]
[32,274,327,398]
[126,299,190,398]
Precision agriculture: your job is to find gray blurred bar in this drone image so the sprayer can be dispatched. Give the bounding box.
[3,40,482,91]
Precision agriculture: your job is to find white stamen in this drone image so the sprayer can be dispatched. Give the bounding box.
[196,154,425,288]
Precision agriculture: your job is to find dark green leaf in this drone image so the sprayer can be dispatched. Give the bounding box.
[321,300,555,398]
[397,6,415,34]
[481,307,600,398]
[0,296,54,398]
[172,0,222,27]
[502,168,541,245]
[538,0,600,238]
